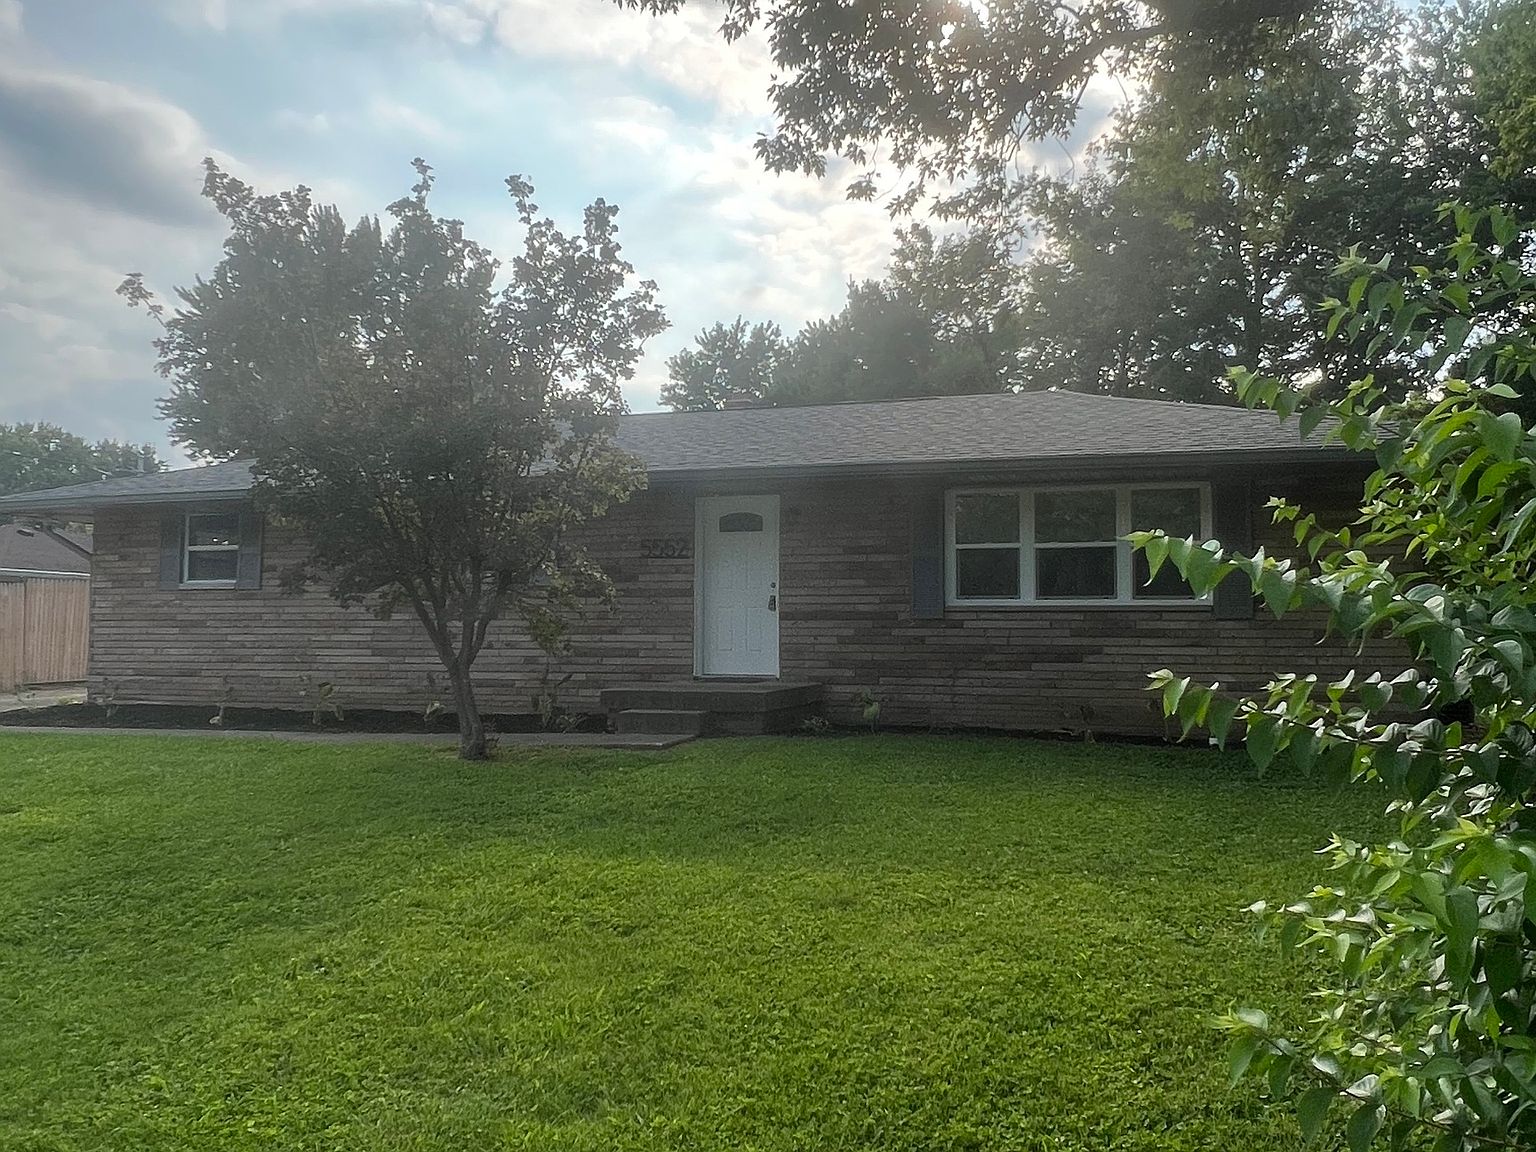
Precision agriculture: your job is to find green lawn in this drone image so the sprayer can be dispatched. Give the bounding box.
[0,733,1382,1151]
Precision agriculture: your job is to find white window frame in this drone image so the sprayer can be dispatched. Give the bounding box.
[944,482,1213,608]
[182,511,241,588]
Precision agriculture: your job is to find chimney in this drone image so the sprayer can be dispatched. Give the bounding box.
[720,394,758,410]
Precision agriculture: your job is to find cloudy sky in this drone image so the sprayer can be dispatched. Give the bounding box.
[0,0,1107,461]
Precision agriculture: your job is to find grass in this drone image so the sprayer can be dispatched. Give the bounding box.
[0,732,1385,1151]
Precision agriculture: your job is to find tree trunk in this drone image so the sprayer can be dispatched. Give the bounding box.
[448,665,488,761]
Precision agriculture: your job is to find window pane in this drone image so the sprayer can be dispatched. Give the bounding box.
[186,551,239,583]
[1035,490,1116,542]
[955,494,1019,544]
[1133,551,1197,599]
[718,512,763,533]
[187,514,241,548]
[956,547,1020,599]
[1037,546,1117,599]
[1130,487,1202,539]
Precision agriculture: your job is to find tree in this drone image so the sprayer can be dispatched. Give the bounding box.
[663,224,1025,409]
[1136,207,1536,1150]
[0,423,161,500]
[122,160,666,760]
[622,0,1324,203]
[1006,0,1536,403]
[662,317,785,410]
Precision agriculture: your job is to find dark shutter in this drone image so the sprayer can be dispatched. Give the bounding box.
[1211,477,1255,620]
[235,508,263,590]
[158,511,183,590]
[910,487,945,620]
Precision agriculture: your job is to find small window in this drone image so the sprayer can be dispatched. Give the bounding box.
[183,512,241,585]
[718,512,764,533]
[955,493,1020,544]
[952,493,1022,599]
[1130,487,1203,600]
[1034,489,1118,601]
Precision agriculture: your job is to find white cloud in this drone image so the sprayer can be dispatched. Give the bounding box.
[0,0,22,40]
[368,95,452,142]
[274,108,333,135]
[0,61,214,223]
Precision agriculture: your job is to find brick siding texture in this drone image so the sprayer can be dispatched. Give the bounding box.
[88,475,1403,735]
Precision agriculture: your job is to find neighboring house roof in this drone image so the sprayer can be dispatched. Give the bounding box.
[0,391,1358,515]
[0,522,92,574]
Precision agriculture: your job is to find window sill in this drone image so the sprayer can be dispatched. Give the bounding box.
[946,600,1212,611]
[179,581,239,590]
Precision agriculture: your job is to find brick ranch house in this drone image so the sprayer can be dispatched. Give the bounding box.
[0,391,1391,735]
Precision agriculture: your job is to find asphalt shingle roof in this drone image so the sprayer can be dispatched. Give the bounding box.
[0,524,92,574]
[617,390,1342,473]
[0,391,1354,513]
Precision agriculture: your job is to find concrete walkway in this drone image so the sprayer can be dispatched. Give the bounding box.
[0,725,696,750]
[0,684,88,714]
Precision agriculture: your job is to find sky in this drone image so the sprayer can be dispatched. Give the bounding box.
[0,0,1105,462]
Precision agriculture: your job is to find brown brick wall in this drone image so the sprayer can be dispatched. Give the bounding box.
[87,474,1403,734]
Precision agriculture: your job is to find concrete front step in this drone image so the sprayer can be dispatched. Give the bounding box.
[600,681,822,714]
[600,681,823,736]
[614,709,707,736]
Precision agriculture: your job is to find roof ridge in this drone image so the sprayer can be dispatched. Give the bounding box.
[621,389,1281,419]
[623,390,1068,418]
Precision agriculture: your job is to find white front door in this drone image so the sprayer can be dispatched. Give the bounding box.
[697,495,779,677]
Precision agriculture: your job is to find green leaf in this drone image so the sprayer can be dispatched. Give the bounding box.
[1445,886,1480,989]
[1206,696,1240,747]
[1162,675,1192,718]
[1228,1034,1261,1087]
[1257,567,1298,617]
[1289,725,1319,774]
[1444,314,1471,356]
[1296,1087,1334,1146]
[1300,405,1329,440]
[1481,410,1525,462]
[1504,497,1536,552]
[1492,206,1517,247]
[1267,1053,1295,1099]
[1346,1103,1382,1152]
[1246,715,1281,773]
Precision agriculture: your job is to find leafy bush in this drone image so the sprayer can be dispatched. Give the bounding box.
[1131,207,1536,1151]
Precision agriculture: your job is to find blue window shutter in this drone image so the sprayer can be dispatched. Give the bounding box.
[158,513,182,590]
[1211,478,1254,620]
[235,509,263,590]
[910,488,945,620]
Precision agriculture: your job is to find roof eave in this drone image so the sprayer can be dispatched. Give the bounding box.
[643,446,1368,486]
[0,445,1366,513]
[0,488,254,517]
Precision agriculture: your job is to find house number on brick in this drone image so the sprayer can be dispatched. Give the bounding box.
[640,537,691,559]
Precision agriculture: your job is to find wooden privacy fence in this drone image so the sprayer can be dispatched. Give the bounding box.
[0,575,90,692]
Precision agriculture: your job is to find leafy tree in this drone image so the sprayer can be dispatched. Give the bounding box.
[622,0,1324,202]
[1006,0,1536,403]
[122,160,666,759]
[1135,207,1536,1150]
[0,423,161,499]
[664,224,1024,408]
[1471,0,1536,182]
[662,317,784,410]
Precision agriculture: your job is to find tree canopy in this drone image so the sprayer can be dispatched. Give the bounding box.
[1007,0,1536,402]
[0,423,161,500]
[621,0,1325,205]
[663,224,1024,409]
[661,0,1536,408]
[123,159,665,759]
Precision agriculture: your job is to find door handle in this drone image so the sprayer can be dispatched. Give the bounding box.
[767,595,777,611]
